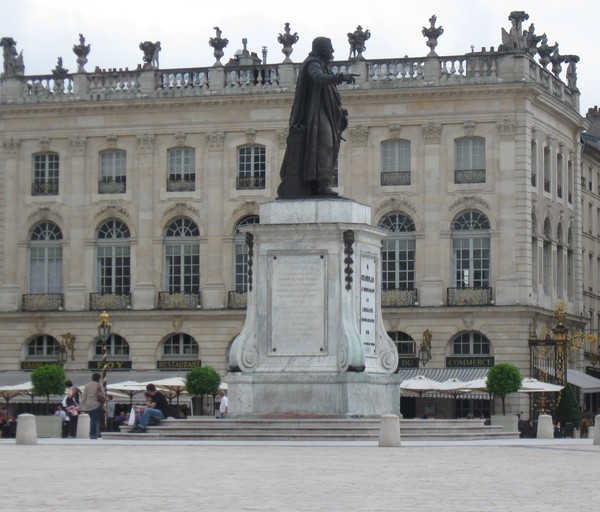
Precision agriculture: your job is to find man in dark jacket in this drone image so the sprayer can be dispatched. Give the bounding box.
[129,383,169,433]
[278,36,356,198]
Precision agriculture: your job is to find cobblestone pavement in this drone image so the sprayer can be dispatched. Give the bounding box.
[0,438,596,512]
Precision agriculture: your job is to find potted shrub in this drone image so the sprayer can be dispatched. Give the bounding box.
[185,366,221,416]
[31,364,66,437]
[486,363,522,432]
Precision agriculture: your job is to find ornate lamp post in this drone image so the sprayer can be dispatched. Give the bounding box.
[97,311,112,393]
[56,343,67,367]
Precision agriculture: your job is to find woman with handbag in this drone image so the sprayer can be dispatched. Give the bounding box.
[80,372,106,439]
[62,379,80,438]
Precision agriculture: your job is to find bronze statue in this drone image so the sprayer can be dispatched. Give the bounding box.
[277,37,357,198]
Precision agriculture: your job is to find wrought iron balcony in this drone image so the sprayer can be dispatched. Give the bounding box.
[454,169,486,184]
[167,176,195,192]
[381,171,411,186]
[381,288,418,307]
[89,293,132,310]
[98,177,126,194]
[228,291,248,309]
[447,287,493,306]
[22,293,64,311]
[31,180,59,196]
[158,291,201,310]
[236,175,266,190]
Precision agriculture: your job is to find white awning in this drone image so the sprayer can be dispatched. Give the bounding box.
[566,369,600,393]
[397,367,490,399]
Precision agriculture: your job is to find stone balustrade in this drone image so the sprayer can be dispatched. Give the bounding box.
[1,51,579,111]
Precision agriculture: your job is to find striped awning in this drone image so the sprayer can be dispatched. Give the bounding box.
[397,367,490,399]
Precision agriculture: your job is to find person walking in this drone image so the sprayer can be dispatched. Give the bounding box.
[80,372,106,439]
[219,390,228,419]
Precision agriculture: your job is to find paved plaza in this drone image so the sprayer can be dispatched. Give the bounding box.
[0,437,597,511]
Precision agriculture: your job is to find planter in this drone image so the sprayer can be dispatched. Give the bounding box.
[491,414,519,433]
[35,416,62,438]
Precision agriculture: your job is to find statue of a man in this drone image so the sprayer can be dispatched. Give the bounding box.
[277,37,357,198]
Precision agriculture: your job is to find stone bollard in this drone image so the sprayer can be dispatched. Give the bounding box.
[76,413,90,438]
[537,414,554,439]
[378,414,401,447]
[16,413,37,445]
[594,415,600,446]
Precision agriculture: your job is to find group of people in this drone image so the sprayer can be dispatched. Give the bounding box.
[59,372,107,439]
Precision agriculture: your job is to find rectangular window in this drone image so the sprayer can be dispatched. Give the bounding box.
[454,137,485,184]
[381,239,415,290]
[32,153,59,195]
[381,140,411,186]
[167,148,196,191]
[531,140,537,187]
[453,237,490,288]
[29,247,62,293]
[237,145,266,190]
[97,246,130,294]
[165,243,199,293]
[100,150,126,193]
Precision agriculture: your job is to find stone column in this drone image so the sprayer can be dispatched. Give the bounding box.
[0,137,21,311]
[132,132,156,309]
[63,136,88,310]
[202,131,226,309]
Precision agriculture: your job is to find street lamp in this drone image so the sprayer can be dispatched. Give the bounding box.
[418,329,432,367]
[97,311,112,392]
[56,343,67,367]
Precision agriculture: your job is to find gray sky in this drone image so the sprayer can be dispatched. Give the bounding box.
[3,0,599,114]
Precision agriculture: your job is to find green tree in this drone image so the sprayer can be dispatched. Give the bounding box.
[486,363,522,415]
[556,383,581,430]
[31,364,66,414]
[185,366,221,415]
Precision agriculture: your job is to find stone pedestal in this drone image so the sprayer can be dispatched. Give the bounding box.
[537,414,554,439]
[16,414,37,445]
[76,413,90,438]
[228,199,400,417]
[378,414,401,447]
[594,414,600,446]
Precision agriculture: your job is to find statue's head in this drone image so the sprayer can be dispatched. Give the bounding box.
[311,37,334,61]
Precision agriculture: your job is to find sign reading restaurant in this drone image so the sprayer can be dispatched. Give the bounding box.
[446,357,494,367]
[157,360,201,370]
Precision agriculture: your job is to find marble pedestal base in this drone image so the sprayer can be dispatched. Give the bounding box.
[227,371,400,417]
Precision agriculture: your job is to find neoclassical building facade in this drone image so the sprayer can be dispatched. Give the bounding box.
[1,12,599,417]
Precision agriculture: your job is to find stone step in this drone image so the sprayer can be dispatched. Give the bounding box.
[102,417,519,442]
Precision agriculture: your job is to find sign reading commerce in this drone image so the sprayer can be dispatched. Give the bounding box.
[157,360,201,370]
[446,357,494,368]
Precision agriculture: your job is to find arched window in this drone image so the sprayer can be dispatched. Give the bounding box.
[164,218,200,293]
[567,227,574,299]
[167,147,196,191]
[233,215,259,292]
[378,213,416,291]
[452,332,491,356]
[454,137,485,183]
[531,214,538,289]
[388,331,415,356]
[96,220,131,295]
[381,139,411,186]
[27,335,60,359]
[452,211,490,288]
[543,218,552,294]
[162,333,199,358]
[99,149,126,193]
[556,223,564,297]
[29,221,63,294]
[237,145,266,190]
[94,334,130,358]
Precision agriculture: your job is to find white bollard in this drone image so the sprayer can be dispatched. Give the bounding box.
[15,413,37,445]
[378,414,401,447]
[594,415,600,446]
[76,413,90,439]
[537,414,554,439]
